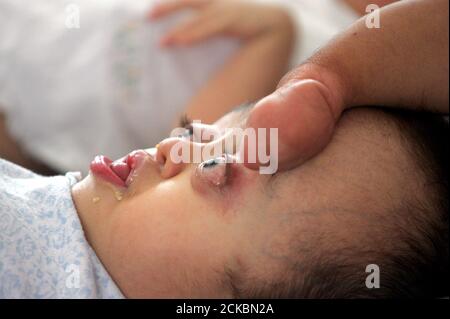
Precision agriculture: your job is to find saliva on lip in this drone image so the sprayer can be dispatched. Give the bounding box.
[92,190,123,204]
[114,190,123,201]
[91,190,123,204]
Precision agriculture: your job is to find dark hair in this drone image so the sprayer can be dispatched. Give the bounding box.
[231,108,449,299]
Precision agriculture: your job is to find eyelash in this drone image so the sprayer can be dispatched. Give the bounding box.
[180,114,237,188]
[198,156,231,190]
[179,114,194,137]
[202,157,223,169]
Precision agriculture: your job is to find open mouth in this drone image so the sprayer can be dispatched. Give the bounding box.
[90,151,147,187]
[110,157,132,182]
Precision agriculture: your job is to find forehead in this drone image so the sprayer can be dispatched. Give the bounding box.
[272,109,416,212]
[213,106,415,224]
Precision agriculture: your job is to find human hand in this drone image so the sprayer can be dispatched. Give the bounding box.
[242,63,346,172]
[243,0,449,173]
[148,0,293,47]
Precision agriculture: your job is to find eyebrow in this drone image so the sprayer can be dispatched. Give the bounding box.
[227,102,256,124]
[178,102,280,182]
[178,102,256,129]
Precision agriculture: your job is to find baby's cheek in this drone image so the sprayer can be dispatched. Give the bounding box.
[107,193,190,255]
[107,199,217,294]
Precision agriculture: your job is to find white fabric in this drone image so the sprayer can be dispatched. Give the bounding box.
[0,0,357,174]
[0,158,124,298]
[261,0,359,68]
[0,0,239,173]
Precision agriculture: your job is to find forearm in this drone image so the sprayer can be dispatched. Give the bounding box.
[283,0,449,114]
[185,20,294,123]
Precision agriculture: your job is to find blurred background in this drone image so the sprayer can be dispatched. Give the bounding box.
[0,0,361,175]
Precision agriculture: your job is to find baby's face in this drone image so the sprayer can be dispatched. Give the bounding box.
[72,105,283,298]
[72,107,420,298]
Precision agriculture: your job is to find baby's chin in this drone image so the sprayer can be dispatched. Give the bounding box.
[72,173,125,207]
[71,175,96,212]
[71,173,127,242]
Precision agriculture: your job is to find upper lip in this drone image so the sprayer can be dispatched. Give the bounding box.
[113,150,149,186]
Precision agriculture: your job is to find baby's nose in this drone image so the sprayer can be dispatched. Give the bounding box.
[144,147,157,159]
[155,137,199,179]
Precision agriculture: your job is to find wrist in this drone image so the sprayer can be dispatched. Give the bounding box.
[268,7,296,37]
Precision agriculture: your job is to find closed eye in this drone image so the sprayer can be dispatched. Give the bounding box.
[179,114,194,137]
[178,114,222,144]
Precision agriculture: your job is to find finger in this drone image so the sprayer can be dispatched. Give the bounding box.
[242,80,341,172]
[170,16,230,45]
[148,0,209,20]
[160,13,210,46]
[161,11,229,46]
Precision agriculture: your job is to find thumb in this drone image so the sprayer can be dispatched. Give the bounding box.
[243,79,342,172]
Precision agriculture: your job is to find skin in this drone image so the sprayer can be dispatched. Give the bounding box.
[149,0,296,124]
[0,0,295,172]
[245,0,449,171]
[71,107,427,298]
[345,0,397,15]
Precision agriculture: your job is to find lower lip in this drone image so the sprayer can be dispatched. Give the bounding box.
[90,155,127,188]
